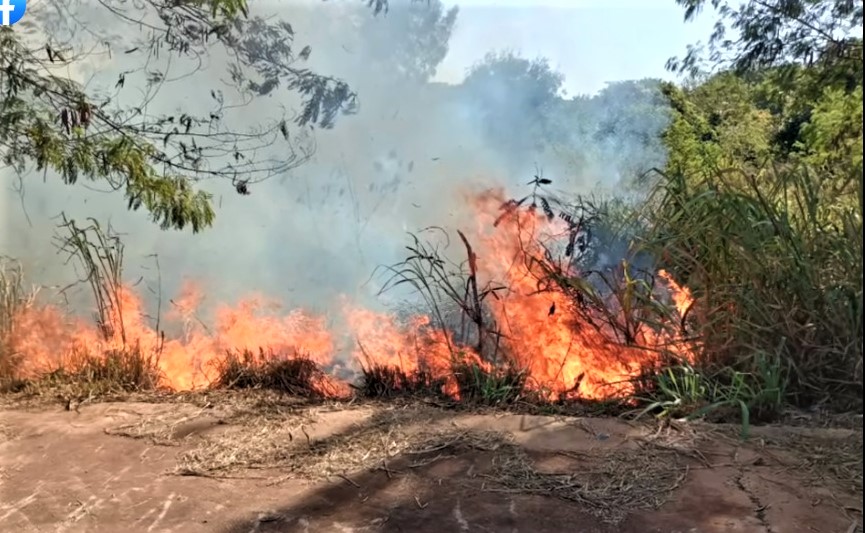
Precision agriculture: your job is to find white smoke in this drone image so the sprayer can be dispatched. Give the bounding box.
[1,0,673,327]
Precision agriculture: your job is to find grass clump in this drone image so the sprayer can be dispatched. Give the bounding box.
[356,362,448,398]
[453,359,528,406]
[633,352,787,438]
[15,345,166,400]
[212,348,333,399]
[356,352,529,406]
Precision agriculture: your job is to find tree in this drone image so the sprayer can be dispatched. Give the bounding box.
[660,73,776,181]
[1,0,393,233]
[354,0,458,83]
[460,52,565,163]
[669,0,862,83]
[589,80,672,185]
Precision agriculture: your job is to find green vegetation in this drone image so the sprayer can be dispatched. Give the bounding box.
[212,348,336,398]
[640,0,862,415]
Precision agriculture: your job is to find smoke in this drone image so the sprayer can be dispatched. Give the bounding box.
[0,0,670,328]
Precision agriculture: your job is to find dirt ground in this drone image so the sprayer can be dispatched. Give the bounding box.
[0,393,861,533]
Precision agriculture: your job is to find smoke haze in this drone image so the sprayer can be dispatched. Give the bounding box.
[1,0,672,332]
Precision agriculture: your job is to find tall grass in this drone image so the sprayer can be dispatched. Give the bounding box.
[0,256,38,381]
[644,164,863,411]
[39,345,165,396]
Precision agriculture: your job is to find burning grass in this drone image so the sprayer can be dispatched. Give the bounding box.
[452,359,529,405]
[0,256,38,383]
[6,345,164,402]
[355,355,530,406]
[211,348,342,399]
[355,363,448,399]
[1,182,860,428]
[0,192,698,409]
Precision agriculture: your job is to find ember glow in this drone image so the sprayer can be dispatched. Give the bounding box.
[4,189,695,401]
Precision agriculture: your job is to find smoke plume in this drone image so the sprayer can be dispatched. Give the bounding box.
[0,0,671,348]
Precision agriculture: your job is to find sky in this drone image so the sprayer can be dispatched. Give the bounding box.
[433,0,717,95]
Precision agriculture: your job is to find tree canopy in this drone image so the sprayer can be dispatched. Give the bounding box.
[1,0,389,232]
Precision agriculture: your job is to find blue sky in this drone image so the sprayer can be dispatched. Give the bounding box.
[433,0,718,95]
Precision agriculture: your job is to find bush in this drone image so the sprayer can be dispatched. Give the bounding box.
[643,164,862,411]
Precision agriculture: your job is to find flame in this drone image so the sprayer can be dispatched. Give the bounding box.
[4,188,695,401]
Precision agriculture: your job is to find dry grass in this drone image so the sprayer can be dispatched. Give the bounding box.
[28,346,164,399]
[170,402,694,525]
[486,445,688,524]
[103,389,323,447]
[212,348,341,398]
[480,421,698,524]
[104,406,214,446]
[0,345,166,411]
[0,257,38,381]
[757,429,864,494]
[175,406,436,477]
[356,363,447,399]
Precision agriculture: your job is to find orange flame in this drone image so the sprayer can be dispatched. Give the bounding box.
[4,189,695,400]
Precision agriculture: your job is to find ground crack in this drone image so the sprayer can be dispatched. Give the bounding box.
[735,470,772,533]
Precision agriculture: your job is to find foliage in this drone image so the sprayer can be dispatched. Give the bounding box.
[644,163,862,409]
[460,58,672,188]
[669,0,863,80]
[354,0,459,83]
[0,0,392,231]
[644,0,864,412]
[634,351,786,439]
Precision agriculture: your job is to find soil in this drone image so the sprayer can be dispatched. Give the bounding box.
[0,395,861,533]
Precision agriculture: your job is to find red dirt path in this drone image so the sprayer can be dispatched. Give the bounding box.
[0,397,861,533]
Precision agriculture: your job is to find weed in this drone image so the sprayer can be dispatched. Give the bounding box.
[377,227,507,361]
[633,350,788,438]
[56,217,128,342]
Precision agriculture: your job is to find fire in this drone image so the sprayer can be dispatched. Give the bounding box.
[3,188,695,401]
